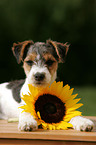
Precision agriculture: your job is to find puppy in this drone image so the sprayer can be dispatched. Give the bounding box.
[0,40,94,131]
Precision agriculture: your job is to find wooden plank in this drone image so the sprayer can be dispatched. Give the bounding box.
[0,139,96,145]
[0,116,96,142]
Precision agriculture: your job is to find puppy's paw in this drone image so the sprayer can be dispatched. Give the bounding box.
[18,119,38,131]
[69,116,94,132]
[18,115,38,131]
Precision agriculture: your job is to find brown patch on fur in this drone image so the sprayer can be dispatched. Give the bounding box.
[43,53,58,76]
[43,53,56,62]
[23,62,31,76]
[46,40,60,60]
[57,42,69,56]
[23,52,37,76]
[24,52,37,62]
[12,40,34,64]
[47,40,69,63]
[49,61,58,76]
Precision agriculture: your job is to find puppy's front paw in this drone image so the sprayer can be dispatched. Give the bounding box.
[69,116,94,132]
[18,120,38,131]
[18,115,38,131]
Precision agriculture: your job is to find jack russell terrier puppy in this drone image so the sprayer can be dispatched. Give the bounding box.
[0,40,94,131]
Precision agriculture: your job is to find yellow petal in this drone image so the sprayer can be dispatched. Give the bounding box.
[59,85,71,100]
[66,98,81,108]
[66,103,83,112]
[48,124,53,130]
[64,111,82,121]
[52,125,56,130]
[37,111,41,119]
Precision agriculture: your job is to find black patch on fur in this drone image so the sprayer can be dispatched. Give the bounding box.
[46,43,59,61]
[23,43,32,60]
[7,80,25,103]
[14,44,22,63]
[29,42,59,62]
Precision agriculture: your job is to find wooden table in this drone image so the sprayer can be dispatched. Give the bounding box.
[0,116,96,145]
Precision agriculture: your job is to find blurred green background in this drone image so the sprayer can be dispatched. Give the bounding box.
[0,0,96,115]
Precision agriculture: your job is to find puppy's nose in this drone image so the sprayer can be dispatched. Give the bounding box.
[34,72,45,81]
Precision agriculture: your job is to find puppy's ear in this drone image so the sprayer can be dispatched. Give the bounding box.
[47,40,69,63]
[12,40,34,64]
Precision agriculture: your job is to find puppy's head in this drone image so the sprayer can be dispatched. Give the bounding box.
[12,40,69,87]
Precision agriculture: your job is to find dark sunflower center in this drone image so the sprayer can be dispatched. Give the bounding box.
[35,94,66,123]
[44,103,57,114]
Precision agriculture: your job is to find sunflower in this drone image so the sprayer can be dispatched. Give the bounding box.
[20,81,83,130]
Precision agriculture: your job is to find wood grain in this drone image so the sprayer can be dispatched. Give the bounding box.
[0,116,96,145]
[0,139,96,145]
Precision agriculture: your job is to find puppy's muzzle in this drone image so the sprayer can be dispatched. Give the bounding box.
[34,72,45,82]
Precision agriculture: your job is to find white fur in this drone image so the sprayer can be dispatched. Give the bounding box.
[18,112,38,131]
[18,79,37,131]
[69,116,94,131]
[0,83,19,119]
[26,65,56,86]
[0,82,38,130]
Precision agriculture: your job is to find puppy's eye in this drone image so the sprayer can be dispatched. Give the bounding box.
[26,60,33,66]
[46,60,54,66]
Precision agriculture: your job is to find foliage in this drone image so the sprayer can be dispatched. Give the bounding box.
[74,86,96,116]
